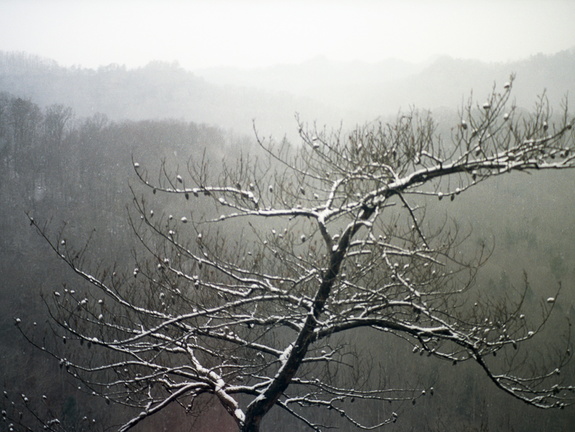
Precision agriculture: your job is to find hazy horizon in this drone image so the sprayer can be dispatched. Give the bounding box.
[1,0,574,71]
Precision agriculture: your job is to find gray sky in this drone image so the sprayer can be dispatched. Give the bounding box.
[1,0,574,70]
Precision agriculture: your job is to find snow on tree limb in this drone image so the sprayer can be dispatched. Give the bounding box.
[20,76,575,431]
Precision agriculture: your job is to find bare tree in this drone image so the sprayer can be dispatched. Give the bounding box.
[16,77,575,431]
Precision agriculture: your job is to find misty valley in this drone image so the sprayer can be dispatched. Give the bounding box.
[1,50,575,431]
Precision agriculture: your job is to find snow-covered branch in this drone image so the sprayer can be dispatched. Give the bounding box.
[20,77,575,431]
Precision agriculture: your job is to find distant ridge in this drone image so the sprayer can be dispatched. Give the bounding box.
[0,49,574,135]
[194,49,575,118]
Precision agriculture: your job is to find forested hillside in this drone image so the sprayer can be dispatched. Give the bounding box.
[2,49,575,136]
[0,92,249,430]
[0,52,340,137]
[1,51,575,431]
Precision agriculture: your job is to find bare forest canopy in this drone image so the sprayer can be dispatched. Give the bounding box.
[1,50,575,431]
[0,93,247,431]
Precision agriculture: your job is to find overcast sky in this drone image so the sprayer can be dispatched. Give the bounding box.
[1,0,574,70]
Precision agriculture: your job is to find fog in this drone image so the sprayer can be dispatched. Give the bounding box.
[2,0,575,70]
[2,0,574,134]
[2,1,575,432]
